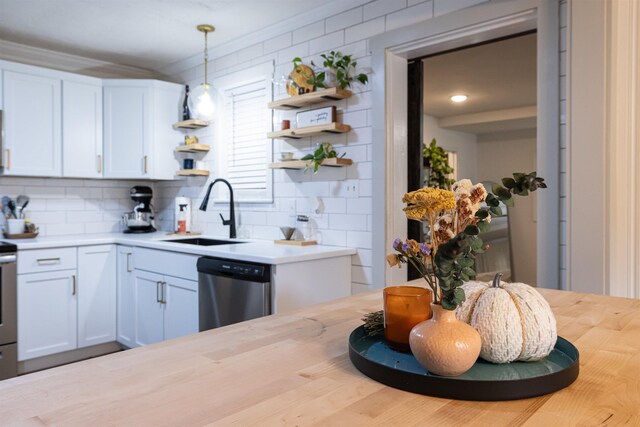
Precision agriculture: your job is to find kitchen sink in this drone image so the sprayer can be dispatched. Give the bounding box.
[162,238,247,246]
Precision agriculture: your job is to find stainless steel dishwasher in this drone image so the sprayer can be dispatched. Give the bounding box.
[197,257,271,331]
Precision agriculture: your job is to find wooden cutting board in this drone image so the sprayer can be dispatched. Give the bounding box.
[274,239,317,246]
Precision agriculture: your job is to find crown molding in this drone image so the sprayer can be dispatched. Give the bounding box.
[158,0,368,78]
[0,39,157,79]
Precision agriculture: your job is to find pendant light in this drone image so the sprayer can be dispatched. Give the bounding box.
[188,24,216,121]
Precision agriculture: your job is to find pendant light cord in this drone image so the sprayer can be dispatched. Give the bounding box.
[203,30,209,86]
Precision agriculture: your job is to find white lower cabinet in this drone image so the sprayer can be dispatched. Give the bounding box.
[117,246,199,348]
[116,246,135,348]
[17,270,77,361]
[130,270,198,347]
[18,245,116,361]
[77,245,116,348]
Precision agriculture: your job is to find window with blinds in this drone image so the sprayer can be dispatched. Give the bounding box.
[214,63,273,203]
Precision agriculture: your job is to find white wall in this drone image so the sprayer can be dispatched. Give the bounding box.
[477,129,537,285]
[155,0,492,294]
[423,114,477,182]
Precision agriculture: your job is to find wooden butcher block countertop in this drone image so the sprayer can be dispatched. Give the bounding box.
[0,285,638,426]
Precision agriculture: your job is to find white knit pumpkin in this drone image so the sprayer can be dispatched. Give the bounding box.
[456,273,557,364]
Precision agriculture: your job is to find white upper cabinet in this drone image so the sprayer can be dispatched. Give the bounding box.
[103,84,151,179]
[103,80,182,180]
[62,80,103,178]
[2,70,62,176]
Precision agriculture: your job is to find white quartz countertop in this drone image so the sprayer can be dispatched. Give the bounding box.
[0,232,356,264]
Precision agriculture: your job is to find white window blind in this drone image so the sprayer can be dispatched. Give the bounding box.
[214,63,273,203]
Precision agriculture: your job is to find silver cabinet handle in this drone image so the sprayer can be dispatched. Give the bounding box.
[143,155,148,174]
[126,253,132,272]
[37,257,61,265]
[156,281,162,303]
[5,149,9,170]
[97,154,102,173]
[71,275,77,296]
[161,281,167,304]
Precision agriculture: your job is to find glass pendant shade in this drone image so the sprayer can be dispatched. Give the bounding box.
[188,83,215,120]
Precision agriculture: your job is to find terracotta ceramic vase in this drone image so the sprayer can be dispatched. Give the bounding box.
[409,303,481,377]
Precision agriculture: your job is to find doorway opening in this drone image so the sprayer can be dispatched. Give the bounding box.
[406,32,538,284]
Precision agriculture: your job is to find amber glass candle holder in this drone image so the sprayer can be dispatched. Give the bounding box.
[383,286,432,352]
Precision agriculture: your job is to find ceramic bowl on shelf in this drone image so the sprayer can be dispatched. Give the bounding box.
[280,152,294,161]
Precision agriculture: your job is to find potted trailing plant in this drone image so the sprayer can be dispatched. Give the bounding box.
[423,138,454,189]
[300,142,345,173]
[293,51,368,90]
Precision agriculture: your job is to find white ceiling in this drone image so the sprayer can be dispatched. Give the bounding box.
[0,0,339,71]
[423,33,537,134]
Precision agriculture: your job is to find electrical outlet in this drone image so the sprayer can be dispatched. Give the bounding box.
[331,180,359,198]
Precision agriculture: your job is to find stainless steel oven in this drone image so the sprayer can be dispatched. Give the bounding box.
[0,242,17,380]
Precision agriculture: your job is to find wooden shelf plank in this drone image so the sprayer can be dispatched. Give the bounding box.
[268,88,352,110]
[268,158,353,170]
[173,119,209,129]
[175,169,210,176]
[267,122,351,140]
[175,144,211,153]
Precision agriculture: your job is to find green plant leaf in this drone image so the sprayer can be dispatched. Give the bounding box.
[502,177,516,189]
[458,258,474,268]
[477,221,490,233]
[464,225,479,236]
[490,206,503,216]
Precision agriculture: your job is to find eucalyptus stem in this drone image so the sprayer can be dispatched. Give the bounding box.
[406,256,439,304]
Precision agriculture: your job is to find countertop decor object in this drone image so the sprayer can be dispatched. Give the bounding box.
[386,174,545,376]
[382,286,431,352]
[457,273,557,363]
[0,285,630,425]
[273,239,317,246]
[409,303,481,376]
[287,60,315,97]
[2,231,38,239]
[349,324,579,401]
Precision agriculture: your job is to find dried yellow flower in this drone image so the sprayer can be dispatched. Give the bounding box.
[402,187,455,222]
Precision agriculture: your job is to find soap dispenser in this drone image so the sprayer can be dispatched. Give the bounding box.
[177,204,188,233]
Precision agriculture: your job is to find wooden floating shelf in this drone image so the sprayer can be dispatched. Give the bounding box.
[175,144,211,153]
[175,169,210,176]
[268,158,353,170]
[267,122,351,140]
[173,119,209,129]
[268,88,352,110]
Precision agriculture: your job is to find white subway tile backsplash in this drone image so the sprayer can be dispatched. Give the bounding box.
[317,229,347,246]
[345,17,385,44]
[293,21,325,44]
[347,230,372,249]
[309,31,345,55]
[46,199,86,211]
[352,265,373,285]
[329,213,368,231]
[386,1,434,31]
[347,197,372,215]
[433,0,486,17]
[325,8,363,33]
[264,33,292,54]
[364,0,407,21]
[237,43,264,64]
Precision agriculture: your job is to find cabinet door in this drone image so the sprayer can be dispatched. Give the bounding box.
[17,270,77,361]
[103,86,151,179]
[164,276,198,341]
[77,245,116,348]
[132,269,164,346]
[116,246,136,348]
[62,81,103,178]
[2,70,61,176]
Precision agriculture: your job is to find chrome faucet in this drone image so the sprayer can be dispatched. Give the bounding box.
[199,178,236,238]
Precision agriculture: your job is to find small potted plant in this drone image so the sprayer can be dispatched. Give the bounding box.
[293,51,368,90]
[301,143,345,173]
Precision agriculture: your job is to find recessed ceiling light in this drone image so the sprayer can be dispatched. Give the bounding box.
[450,95,468,103]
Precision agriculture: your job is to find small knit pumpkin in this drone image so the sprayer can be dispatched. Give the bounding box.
[456,273,557,364]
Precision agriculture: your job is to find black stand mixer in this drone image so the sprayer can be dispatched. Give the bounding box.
[122,186,156,233]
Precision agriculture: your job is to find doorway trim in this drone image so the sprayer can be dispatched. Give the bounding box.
[370,0,559,289]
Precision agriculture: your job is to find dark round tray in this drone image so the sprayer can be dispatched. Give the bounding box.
[348,326,579,401]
